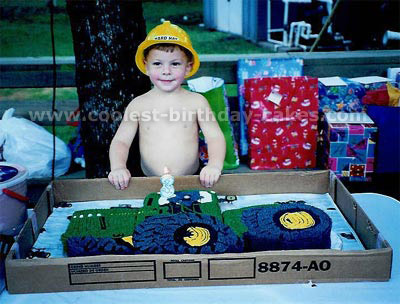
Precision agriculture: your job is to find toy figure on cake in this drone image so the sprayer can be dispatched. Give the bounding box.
[159,167,176,205]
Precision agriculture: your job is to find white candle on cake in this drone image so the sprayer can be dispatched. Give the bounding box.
[159,167,175,204]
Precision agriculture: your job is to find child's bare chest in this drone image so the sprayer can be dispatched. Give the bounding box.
[139,108,198,134]
[140,103,197,124]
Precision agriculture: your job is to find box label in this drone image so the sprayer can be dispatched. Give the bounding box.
[208,258,256,280]
[163,261,201,281]
[68,260,156,285]
[256,259,332,274]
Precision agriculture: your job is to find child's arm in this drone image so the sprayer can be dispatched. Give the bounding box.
[197,96,226,188]
[108,102,139,190]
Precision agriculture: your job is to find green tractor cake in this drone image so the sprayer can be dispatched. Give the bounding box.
[61,172,332,257]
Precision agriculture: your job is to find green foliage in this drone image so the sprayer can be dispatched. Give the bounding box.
[0,87,78,101]
[0,12,73,57]
[143,1,266,54]
[0,0,267,57]
[143,0,203,25]
[43,125,77,144]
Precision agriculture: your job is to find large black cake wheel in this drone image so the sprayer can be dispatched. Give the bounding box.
[134,213,244,254]
[66,236,135,257]
[241,202,332,251]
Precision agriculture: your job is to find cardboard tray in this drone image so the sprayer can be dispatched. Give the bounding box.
[5,170,392,294]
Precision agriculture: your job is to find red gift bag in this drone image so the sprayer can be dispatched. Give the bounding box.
[244,77,318,170]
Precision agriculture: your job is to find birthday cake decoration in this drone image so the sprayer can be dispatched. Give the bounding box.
[159,167,175,205]
[62,171,333,256]
[279,211,316,230]
[184,226,211,247]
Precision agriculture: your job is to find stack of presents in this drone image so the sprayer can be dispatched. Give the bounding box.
[190,61,400,183]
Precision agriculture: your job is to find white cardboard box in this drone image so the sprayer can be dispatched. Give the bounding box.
[5,171,392,294]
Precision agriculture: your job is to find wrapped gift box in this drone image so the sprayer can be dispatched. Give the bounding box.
[244,76,318,170]
[321,112,377,181]
[318,77,365,113]
[318,76,399,113]
[349,76,400,106]
[350,76,392,92]
[237,58,303,156]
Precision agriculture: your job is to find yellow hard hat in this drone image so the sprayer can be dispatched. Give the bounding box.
[135,21,200,78]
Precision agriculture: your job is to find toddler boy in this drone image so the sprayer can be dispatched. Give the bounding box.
[108,21,226,190]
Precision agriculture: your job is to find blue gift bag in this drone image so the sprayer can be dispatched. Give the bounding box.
[367,105,400,173]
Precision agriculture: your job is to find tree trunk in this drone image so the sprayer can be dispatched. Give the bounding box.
[66,0,150,178]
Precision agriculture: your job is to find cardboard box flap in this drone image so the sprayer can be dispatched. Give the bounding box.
[32,185,54,236]
[335,179,357,227]
[328,171,337,202]
[356,204,391,250]
[53,171,330,203]
[6,246,392,294]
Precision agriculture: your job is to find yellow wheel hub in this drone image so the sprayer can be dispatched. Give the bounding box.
[183,226,211,247]
[279,211,315,230]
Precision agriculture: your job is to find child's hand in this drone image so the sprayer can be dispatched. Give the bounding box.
[108,168,131,190]
[199,165,222,188]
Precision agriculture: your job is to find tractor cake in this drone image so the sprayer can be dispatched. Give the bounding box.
[61,169,332,257]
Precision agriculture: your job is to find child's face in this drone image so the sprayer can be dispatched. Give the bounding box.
[144,46,193,93]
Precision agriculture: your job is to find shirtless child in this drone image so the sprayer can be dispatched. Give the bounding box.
[108,21,226,190]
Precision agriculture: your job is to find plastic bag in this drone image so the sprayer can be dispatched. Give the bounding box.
[0,108,71,178]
